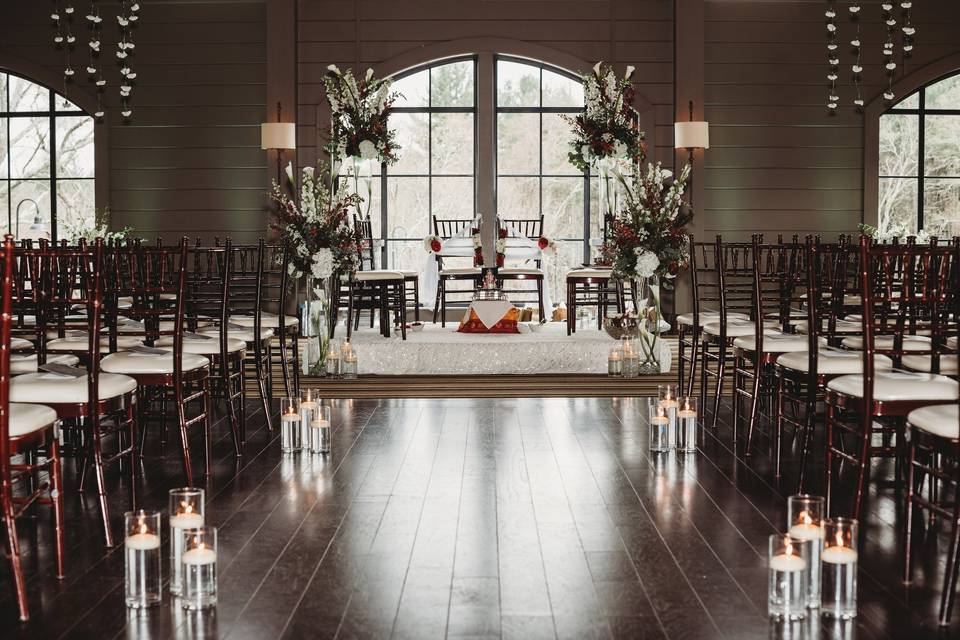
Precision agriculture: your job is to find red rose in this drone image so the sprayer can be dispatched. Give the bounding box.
[538,236,549,250]
[499,228,508,239]
[430,239,442,252]
[496,254,505,267]
[668,261,679,275]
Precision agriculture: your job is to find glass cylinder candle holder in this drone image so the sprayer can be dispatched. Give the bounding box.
[280,396,301,453]
[822,518,858,619]
[341,341,358,379]
[676,396,698,453]
[768,534,809,620]
[300,388,318,451]
[325,339,341,378]
[648,398,672,453]
[658,384,679,447]
[621,339,639,379]
[125,510,162,609]
[181,526,217,610]
[787,494,825,609]
[607,347,622,377]
[311,405,332,454]
[169,488,205,596]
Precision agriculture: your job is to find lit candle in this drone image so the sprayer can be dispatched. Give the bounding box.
[311,414,331,454]
[300,388,317,450]
[180,527,218,610]
[786,496,825,610]
[788,511,825,542]
[676,397,698,453]
[125,511,162,609]
[821,519,858,619]
[281,397,301,452]
[608,348,622,377]
[648,403,671,452]
[125,526,160,551]
[326,345,341,378]
[182,544,217,566]
[770,538,807,572]
[168,488,205,596]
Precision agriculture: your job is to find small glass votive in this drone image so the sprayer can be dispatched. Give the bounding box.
[125,509,162,609]
[300,388,318,451]
[822,518,858,619]
[621,338,638,379]
[769,534,809,620]
[169,488,205,596]
[608,347,622,377]
[658,384,679,447]
[648,398,672,453]
[310,405,332,454]
[326,339,341,378]
[280,396,301,453]
[341,341,358,379]
[787,494,825,609]
[676,396,698,453]
[181,526,217,610]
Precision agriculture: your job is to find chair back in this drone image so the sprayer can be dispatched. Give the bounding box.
[354,215,377,271]
[1,235,16,463]
[186,241,232,356]
[225,239,291,344]
[500,217,543,240]
[748,235,806,353]
[433,217,472,240]
[712,237,755,341]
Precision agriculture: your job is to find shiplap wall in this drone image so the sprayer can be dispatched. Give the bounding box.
[295,0,676,168]
[0,0,268,242]
[702,0,960,240]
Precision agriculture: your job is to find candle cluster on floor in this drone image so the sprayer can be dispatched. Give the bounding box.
[281,389,332,455]
[646,385,700,454]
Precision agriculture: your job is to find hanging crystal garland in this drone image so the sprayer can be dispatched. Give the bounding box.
[825,1,839,112]
[51,0,78,83]
[116,0,139,120]
[85,0,105,119]
[849,3,863,109]
[882,2,898,101]
[901,2,916,56]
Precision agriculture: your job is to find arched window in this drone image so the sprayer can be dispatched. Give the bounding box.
[879,71,960,236]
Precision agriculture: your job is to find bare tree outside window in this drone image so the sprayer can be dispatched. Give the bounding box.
[0,72,95,240]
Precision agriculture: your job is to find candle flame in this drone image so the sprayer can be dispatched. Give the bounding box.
[800,510,813,526]
[138,520,147,535]
[683,398,691,412]
[657,406,666,419]
[180,500,193,515]
[785,536,794,556]
[834,530,844,548]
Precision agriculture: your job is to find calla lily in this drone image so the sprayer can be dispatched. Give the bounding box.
[327,64,341,74]
[285,161,295,185]
[593,61,603,76]
[625,65,636,79]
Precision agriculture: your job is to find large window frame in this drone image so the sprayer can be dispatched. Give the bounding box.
[493,55,591,260]
[376,56,478,269]
[880,70,960,233]
[1,70,94,242]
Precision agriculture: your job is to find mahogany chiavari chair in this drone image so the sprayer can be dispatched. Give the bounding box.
[100,239,213,487]
[677,235,749,398]
[825,236,959,520]
[564,267,622,334]
[355,214,420,322]
[698,237,756,426]
[433,216,480,326]
[0,235,65,621]
[10,239,138,548]
[731,236,811,457]
[497,216,546,320]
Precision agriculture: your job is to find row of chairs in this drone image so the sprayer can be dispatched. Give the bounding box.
[680,233,960,625]
[0,236,300,621]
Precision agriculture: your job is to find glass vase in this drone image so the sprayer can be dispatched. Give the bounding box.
[301,275,330,376]
[637,275,662,375]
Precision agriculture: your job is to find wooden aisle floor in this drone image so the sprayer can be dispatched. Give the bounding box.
[0,396,956,639]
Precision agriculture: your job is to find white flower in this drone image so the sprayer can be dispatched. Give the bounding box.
[358,139,378,160]
[327,64,341,74]
[495,238,506,253]
[580,144,591,159]
[365,68,374,81]
[310,248,335,280]
[625,65,635,79]
[634,250,660,279]
[593,61,602,76]
[284,161,295,185]
[614,141,627,158]
[303,166,315,179]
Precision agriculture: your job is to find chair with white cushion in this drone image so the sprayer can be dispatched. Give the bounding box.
[355,214,420,323]
[825,236,959,521]
[347,270,407,340]
[432,216,480,326]
[100,239,212,487]
[10,238,138,548]
[565,267,621,335]
[0,235,65,621]
[497,217,546,321]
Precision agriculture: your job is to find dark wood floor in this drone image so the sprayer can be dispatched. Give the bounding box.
[1,394,958,639]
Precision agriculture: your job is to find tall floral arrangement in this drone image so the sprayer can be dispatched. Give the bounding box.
[601,162,693,281]
[323,65,400,165]
[564,62,646,173]
[61,206,134,243]
[269,162,365,280]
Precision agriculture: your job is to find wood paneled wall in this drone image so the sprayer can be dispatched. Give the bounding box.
[0,0,268,243]
[295,0,676,168]
[702,0,960,241]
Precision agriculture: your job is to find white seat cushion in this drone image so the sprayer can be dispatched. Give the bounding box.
[703,318,782,338]
[439,268,481,277]
[827,371,959,402]
[567,269,612,279]
[399,270,419,278]
[733,333,819,353]
[776,350,893,374]
[499,268,543,276]
[949,336,958,350]
[9,403,57,438]
[229,312,299,329]
[199,326,273,342]
[800,293,861,306]
[676,311,749,327]
[155,336,246,355]
[901,354,959,374]
[11,372,137,403]
[10,354,79,375]
[47,335,145,352]
[795,319,862,335]
[100,351,209,375]
[355,270,405,282]
[840,335,932,351]
[11,337,33,351]
[908,404,959,440]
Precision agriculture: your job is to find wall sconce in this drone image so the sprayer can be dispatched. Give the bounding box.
[674,100,709,206]
[261,101,296,188]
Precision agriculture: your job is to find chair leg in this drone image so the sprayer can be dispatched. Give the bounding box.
[127,401,138,512]
[222,357,242,456]
[678,327,687,394]
[687,331,701,399]
[2,495,28,621]
[537,279,545,322]
[711,344,726,428]
[176,386,194,486]
[824,403,836,516]
[903,433,917,585]
[773,374,784,478]
[90,422,114,547]
[254,343,273,432]
[852,414,873,521]
[49,437,66,579]
[744,358,762,457]
[732,354,742,445]
[278,330,291,398]
[413,279,421,322]
[440,281,447,328]
[203,376,213,477]
[797,391,817,494]
[290,330,300,396]
[940,496,960,625]
[433,280,442,324]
